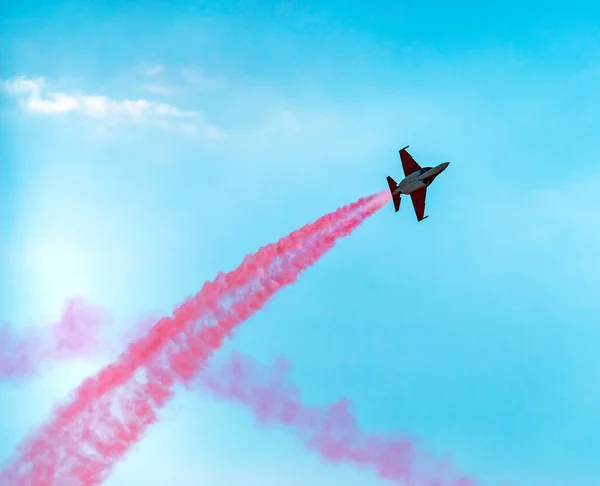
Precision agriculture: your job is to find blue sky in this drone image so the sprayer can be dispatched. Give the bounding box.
[2,0,600,484]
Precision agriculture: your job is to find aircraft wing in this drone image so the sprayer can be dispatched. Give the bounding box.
[399,147,422,176]
[410,187,429,221]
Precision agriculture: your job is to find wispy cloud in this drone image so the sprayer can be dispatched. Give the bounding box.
[142,64,165,76]
[2,76,224,139]
[2,76,193,117]
[141,83,175,95]
[181,66,222,88]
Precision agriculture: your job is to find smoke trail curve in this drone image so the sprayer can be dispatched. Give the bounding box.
[195,352,477,486]
[0,190,389,485]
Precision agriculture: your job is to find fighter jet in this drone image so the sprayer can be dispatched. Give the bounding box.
[386,146,449,221]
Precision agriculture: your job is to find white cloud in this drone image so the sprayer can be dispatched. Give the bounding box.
[2,76,223,139]
[3,76,195,118]
[3,76,45,96]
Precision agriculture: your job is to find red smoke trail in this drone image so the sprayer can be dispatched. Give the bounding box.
[0,190,389,485]
[1,255,478,483]
[195,352,477,486]
[1,299,478,485]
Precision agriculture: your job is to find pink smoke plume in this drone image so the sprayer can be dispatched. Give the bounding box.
[194,352,477,486]
[0,299,112,379]
[1,301,478,486]
[0,307,479,486]
[0,191,389,485]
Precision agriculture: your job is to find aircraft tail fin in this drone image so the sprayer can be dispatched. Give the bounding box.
[386,176,401,212]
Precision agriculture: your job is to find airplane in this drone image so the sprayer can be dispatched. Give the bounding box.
[386,146,449,221]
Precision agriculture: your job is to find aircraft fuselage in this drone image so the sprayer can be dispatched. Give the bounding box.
[393,162,450,195]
